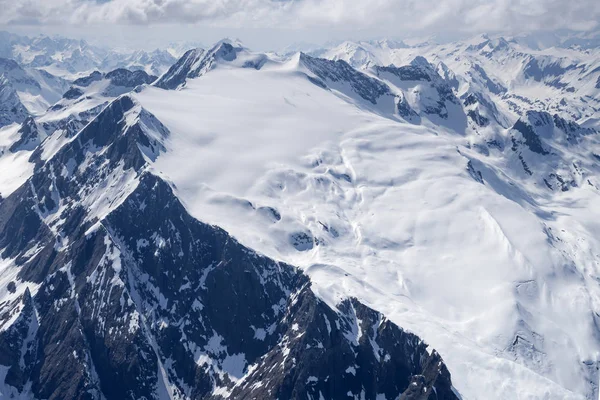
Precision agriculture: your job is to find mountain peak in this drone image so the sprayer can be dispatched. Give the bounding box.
[155,40,267,90]
[0,74,29,127]
[9,116,44,152]
[409,55,433,69]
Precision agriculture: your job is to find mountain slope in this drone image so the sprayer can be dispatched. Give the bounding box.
[155,40,267,90]
[0,76,29,127]
[135,42,600,399]
[0,94,458,400]
[312,35,600,132]
[0,58,69,115]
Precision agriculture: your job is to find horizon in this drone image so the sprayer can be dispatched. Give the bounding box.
[1,25,599,54]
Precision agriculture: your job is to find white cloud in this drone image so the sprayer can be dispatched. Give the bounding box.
[1,0,599,36]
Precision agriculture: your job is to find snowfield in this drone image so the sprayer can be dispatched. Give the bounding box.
[134,46,600,399]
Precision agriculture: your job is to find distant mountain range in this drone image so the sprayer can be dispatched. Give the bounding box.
[0,31,203,79]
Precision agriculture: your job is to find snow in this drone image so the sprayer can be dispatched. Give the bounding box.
[0,366,34,399]
[1,31,174,80]
[251,326,267,341]
[0,257,40,332]
[137,62,367,196]
[0,149,35,197]
[80,161,139,223]
[130,47,600,399]
[221,353,247,380]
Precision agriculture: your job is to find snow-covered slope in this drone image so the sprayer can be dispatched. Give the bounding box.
[0,92,458,400]
[0,58,69,115]
[311,35,600,132]
[135,40,600,399]
[0,65,156,201]
[0,31,107,76]
[0,76,29,127]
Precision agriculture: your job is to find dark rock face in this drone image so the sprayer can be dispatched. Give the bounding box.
[397,93,419,122]
[0,95,459,400]
[0,288,37,391]
[511,110,595,158]
[0,75,29,127]
[512,119,549,155]
[33,101,108,168]
[522,58,574,87]
[9,116,43,152]
[69,69,156,97]
[105,68,157,87]
[375,65,432,82]
[72,71,103,87]
[155,42,254,90]
[300,53,392,104]
[374,57,461,121]
[399,350,455,400]
[436,62,459,90]
[62,86,84,99]
[552,113,595,143]
[154,48,206,90]
[469,63,506,95]
[467,160,484,184]
[462,91,507,128]
[228,295,457,400]
[467,109,489,127]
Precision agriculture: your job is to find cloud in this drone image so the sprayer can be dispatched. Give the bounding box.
[1,0,599,35]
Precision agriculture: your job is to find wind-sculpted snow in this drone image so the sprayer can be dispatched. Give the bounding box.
[132,38,600,399]
[0,94,458,400]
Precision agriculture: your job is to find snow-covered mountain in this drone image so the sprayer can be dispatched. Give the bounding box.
[0,31,180,79]
[310,35,600,129]
[0,57,69,118]
[155,39,266,90]
[0,93,457,400]
[0,75,29,127]
[0,31,106,77]
[0,65,158,202]
[0,32,600,400]
[100,49,177,77]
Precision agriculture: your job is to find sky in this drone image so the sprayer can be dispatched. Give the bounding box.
[0,0,599,50]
